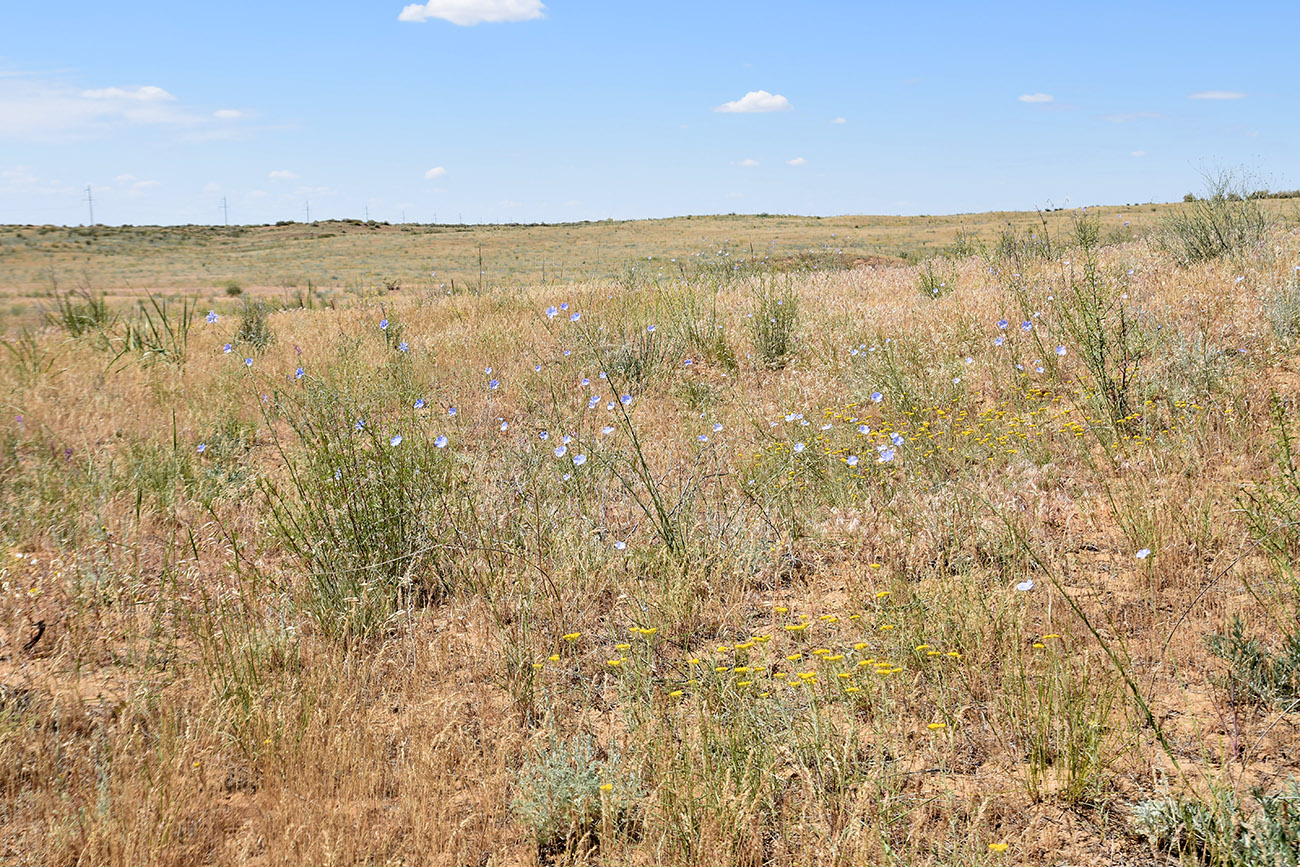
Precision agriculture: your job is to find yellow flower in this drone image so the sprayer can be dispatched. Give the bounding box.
[825,654,844,662]
[735,640,755,650]
[988,842,1009,853]
[845,686,860,693]
[927,722,946,731]
[774,606,789,614]
[562,632,581,641]
[599,783,613,792]
[715,665,729,672]
[870,563,882,569]
[819,614,839,622]
[879,624,896,631]
[640,627,658,637]
[533,663,545,670]
[548,654,560,662]
[716,645,731,652]
[1033,642,1046,649]
[812,648,830,656]
[774,672,788,679]
[874,590,891,598]
[853,642,868,650]
[607,659,623,667]
[737,680,753,686]
[689,657,701,665]
[837,672,852,679]
[915,644,931,652]
[1042,633,1060,640]
[785,622,809,632]
[733,666,751,673]
[669,690,683,698]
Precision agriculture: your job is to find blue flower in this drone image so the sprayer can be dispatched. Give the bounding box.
[857,424,870,435]
[794,442,805,453]
[295,367,305,379]
[414,398,426,409]
[620,394,633,406]
[601,426,615,435]
[546,306,559,318]
[563,350,572,357]
[448,407,457,416]
[581,377,590,386]
[1055,345,1067,356]
[562,434,573,445]
[877,447,895,463]
[398,341,409,352]
[572,453,587,466]
[380,319,389,330]
[698,435,709,443]
[554,445,567,457]
[570,312,580,322]
[997,319,1009,329]
[197,443,207,453]
[871,391,883,403]
[1021,321,1032,331]
[355,420,366,431]
[712,423,723,432]
[223,343,233,353]
[205,311,218,323]
[890,432,904,446]
[499,421,508,431]
[846,455,859,467]
[647,324,656,333]
[390,434,403,447]
[994,335,1005,347]
[560,302,569,311]
[613,540,627,551]
[489,379,499,389]
[244,357,253,367]
[1136,548,1151,559]
[588,395,600,409]
[1016,579,1034,592]
[435,435,448,448]
[539,431,550,441]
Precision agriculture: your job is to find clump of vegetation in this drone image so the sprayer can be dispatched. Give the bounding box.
[234,298,275,351]
[1160,171,1272,264]
[749,280,798,369]
[916,259,956,299]
[1133,783,1300,865]
[44,289,114,338]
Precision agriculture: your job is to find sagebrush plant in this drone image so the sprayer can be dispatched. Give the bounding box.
[1159,170,1273,264]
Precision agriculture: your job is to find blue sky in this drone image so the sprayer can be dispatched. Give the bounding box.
[1,0,1295,225]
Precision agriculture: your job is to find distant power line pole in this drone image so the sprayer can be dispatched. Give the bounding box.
[401,209,406,224]
[305,200,311,222]
[222,196,229,226]
[364,205,369,221]
[85,185,95,225]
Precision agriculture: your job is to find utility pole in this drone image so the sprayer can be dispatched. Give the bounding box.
[305,200,311,222]
[85,185,95,226]
[364,205,369,221]
[222,196,229,226]
[401,209,406,224]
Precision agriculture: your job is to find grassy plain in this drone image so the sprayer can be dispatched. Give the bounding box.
[3,201,1300,865]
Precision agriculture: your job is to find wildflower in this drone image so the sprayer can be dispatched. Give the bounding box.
[875,590,890,598]
[784,622,809,632]
[294,366,305,379]
[713,423,723,432]
[223,343,233,353]
[554,445,567,458]
[794,442,805,453]
[1136,548,1151,559]
[620,394,633,406]
[1016,579,1034,592]
[846,455,859,467]
[355,419,366,431]
[613,541,627,551]
[994,335,1004,347]
[1021,321,1032,331]
[997,319,1009,329]
[380,319,389,330]
[435,435,448,448]
[415,399,426,409]
[615,643,631,651]
[570,312,580,322]
[398,341,409,352]
[877,448,895,463]
[890,432,904,446]
[601,425,615,435]
[699,435,709,443]
[871,391,883,403]
[573,453,587,466]
[988,843,1009,853]
[535,364,543,372]
[1056,345,1067,356]
[927,722,946,731]
[562,632,581,641]
[197,443,207,453]
[599,782,613,792]
[448,407,457,416]
[647,324,656,333]
[489,379,499,389]
[857,424,870,435]
[244,357,253,367]
[560,302,569,311]
[205,310,218,323]
[669,689,683,698]
[546,306,558,318]
[390,434,403,447]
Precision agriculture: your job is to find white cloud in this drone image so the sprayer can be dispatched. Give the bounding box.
[714,90,792,114]
[116,173,137,182]
[830,116,846,124]
[214,109,242,119]
[734,158,759,167]
[1018,93,1054,103]
[269,170,299,180]
[398,0,545,25]
[81,85,175,101]
[1131,150,1146,157]
[1189,90,1246,100]
[786,157,807,166]
[424,166,447,179]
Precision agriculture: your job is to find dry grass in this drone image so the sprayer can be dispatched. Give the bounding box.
[3,208,1300,865]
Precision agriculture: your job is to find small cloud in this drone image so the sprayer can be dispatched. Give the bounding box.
[1131,150,1146,157]
[133,179,159,188]
[1018,93,1054,103]
[269,170,299,180]
[424,166,447,179]
[786,157,806,166]
[714,90,792,113]
[734,158,759,167]
[398,0,545,25]
[1190,90,1246,100]
[830,116,846,124]
[115,173,137,182]
[213,109,242,119]
[81,85,175,101]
